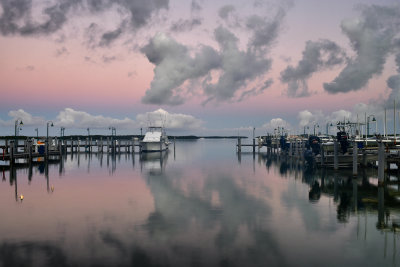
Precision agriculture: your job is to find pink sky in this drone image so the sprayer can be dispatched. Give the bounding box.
[0,0,399,135]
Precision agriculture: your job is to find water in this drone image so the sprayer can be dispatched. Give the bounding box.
[1,139,400,267]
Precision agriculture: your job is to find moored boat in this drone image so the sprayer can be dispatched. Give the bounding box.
[140,127,169,152]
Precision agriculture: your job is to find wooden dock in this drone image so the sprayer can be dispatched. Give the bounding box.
[236,136,400,181]
[0,137,144,167]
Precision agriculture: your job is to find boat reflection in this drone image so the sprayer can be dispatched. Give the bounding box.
[140,151,169,175]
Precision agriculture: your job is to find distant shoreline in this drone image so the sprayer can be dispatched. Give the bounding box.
[0,135,248,140]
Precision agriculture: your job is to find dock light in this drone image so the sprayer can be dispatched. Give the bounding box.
[20,194,24,201]
[367,115,376,136]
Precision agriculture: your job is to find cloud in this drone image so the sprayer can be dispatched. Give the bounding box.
[140,32,221,105]
[56,108,135,129]
[170,18,202,32]
[135,108,203,130]
[297,110,320,128]
[237,79,273,101]
[0,109,45,126]
[190,0,202,13]
[385,53,400,108]
[245,7,288,52]
[55,46,69,57]
[280,39,347,97]
[99,27,124,47]
[0,0,169,45]
[102,55,117,63]
[141,2,291,106]
[261,118,292,133]
[202,26,273,104]
[323,4,400,94]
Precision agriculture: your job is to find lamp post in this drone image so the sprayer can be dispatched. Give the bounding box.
[367,115,376,136]
[47,121,54,141]
[313,123,319,136]
[109,127,116,137]
[60,127,65,138]
[14,119,23,150]
[35,128,38,138]
[87,128,90,137]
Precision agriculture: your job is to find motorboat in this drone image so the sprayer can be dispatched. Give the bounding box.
[140,127,169,152]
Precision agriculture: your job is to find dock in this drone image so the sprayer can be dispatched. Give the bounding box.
[0,137,145,168]
[237,135,400,183]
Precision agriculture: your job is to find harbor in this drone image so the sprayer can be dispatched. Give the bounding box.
[2,139,400,267]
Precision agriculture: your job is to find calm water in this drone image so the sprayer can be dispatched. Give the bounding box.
[1,139,400,267]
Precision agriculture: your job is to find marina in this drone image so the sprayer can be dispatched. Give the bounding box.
[1,139,400,267]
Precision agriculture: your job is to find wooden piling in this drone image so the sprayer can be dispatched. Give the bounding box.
[378,141,385,184]
[320,143,325,166]
[353,140,358,176]
[333,140,338,170]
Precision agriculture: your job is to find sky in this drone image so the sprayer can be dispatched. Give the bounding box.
[1,0,400,137]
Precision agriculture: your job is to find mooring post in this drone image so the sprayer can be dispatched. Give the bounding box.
[107,137,110,153]
[320,143,325,166]
[353,140,358,176]
[238,137,241,153]
[45,139,49,159]
[5,139,8,154]
[253,138,255,155]
[289,139,293,156]
[29,140,32,163]
[334,139,338,170]
[10,143,14,166]
[378,141,385,184]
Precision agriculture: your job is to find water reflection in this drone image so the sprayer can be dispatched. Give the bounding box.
[1,140,400,267]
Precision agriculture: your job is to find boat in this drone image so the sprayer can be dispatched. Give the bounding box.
[140,127,169,152]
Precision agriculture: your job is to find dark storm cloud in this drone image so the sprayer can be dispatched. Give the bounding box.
[280,39,347,97]
[323,4,400,94]
[0,0,169,41]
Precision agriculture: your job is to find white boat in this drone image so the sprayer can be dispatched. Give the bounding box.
[140,127,169,152]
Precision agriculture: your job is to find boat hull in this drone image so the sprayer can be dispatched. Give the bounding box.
[141,141,168,152]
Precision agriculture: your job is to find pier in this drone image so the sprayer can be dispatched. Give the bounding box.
[237,135,400,182]
[0,137,145,167]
